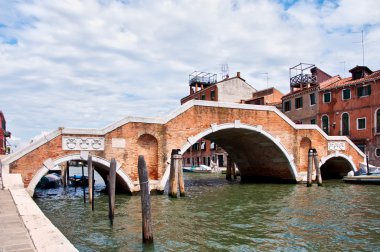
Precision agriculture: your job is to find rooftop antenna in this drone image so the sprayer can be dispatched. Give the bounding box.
[339,61,346,77]
[221,63,229,80]
[260,72,269,89]
[353,29,365,65]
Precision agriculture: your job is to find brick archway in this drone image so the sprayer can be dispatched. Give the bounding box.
[26,154,134,196]
[158,122,297,189]
[319,153,357,179]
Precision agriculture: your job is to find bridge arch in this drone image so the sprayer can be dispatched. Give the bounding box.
[27,154,135,196]
[159,122,298,189]
[319,153,357,179]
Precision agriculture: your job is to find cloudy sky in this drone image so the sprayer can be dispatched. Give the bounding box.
[1,0,380,148]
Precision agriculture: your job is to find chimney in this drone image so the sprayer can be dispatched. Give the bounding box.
[237,72,240,78]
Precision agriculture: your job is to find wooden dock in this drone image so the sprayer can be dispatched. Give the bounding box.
[343,175,380,184]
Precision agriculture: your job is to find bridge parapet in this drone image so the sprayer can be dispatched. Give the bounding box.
[0,100,366,194]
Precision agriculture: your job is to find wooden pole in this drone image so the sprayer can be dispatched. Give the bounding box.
[138,155,154,243]
[172,150,185,197]
[66,161,70,186]
[168,150,179,198]
[61,163,67,187]
[108,158,116,224]
[88,155,94,210]
[307,149,313,187]
[313,150,322,186]
[226,156,232,180]
[82,163,86,203]
[232,162,236,180]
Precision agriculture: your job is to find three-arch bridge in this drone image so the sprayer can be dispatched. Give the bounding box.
[1,100,365,195]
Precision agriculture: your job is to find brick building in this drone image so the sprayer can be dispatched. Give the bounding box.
[318,66,380,166]
[0,111,10,155]
[242,87,283,109]
[282,63,332,124]
[181,71,256,168]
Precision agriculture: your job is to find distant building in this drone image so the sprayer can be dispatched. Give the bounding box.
[242,87,283,110]
[181,71,257,168]
[0,111,10,155]
[318,66,380,166]
[281,63,332,124]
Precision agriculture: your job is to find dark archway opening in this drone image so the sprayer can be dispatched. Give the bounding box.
[182,127,296,183]
[320,157,353,179]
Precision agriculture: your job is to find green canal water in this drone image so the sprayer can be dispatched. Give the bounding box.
[34,173,380,251]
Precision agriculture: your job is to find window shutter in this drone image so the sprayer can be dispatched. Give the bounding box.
[368,85,372,95]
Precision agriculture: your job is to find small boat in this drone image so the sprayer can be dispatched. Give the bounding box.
[343,163,380,184]
[183,165,212,173]
[37,173,61,189]
[69,175,89,187]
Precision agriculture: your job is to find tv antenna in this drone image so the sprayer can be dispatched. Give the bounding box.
[353,30,365,65]
[339,61,346,77]
[260,72,269,89]
[221,63,229,80]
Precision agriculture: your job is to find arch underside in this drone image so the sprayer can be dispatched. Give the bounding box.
[204,128,295,182]
[320,157,354,179]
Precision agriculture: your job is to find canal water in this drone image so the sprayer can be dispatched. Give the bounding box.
[34,171,380,251]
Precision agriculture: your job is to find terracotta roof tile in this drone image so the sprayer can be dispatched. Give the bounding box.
[321,70,380,90]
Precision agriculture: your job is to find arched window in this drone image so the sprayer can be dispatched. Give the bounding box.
[322,115,329,135]
[341,113,349,136]
[376,109,380,134]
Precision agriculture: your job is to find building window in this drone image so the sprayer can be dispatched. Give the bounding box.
[322,115,329,134]
[342,88,351,100]
[356,144,365,153]
[357,85,371,97]
[201,94,206,100]
[187,158,190,164]
[376,149,380,157]
[201,141,206,150]
[357,118,366,130]
[295,97,303,109]
[310,93,316,105]
[284,101,291,112]
[341,113,349,136]
[210,90,215,101]
[210,142,216,150]
[323,92,331,103]
[376,109,380,134]
[310,119,316,124]
[192,143,199,151]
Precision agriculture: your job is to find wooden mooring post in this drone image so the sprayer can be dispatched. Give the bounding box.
[61,163,67,187]
[82,163,86,203]
[108,158,116,224]
[169,150,185,198]
[226,156,232,180]
[313,150,322,186]
[138,155,154,243]
[307,149,313,187]
[88,155,94,210]
[66,161,70,187]
[232,162,237,180]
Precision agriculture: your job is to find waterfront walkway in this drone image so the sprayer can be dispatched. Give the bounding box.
[0,189,36,252]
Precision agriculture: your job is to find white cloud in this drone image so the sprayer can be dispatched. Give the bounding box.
[0,0,379,144]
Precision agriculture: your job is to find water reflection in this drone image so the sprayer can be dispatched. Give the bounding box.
[34,174,380,251]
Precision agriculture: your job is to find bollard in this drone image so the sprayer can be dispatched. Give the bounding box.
[108,158,116,224]
[226,156,232,180]
[88,155,94,210]
[138,155,154,243]
[307,149,313,187]
[168,150,179,198]
[313,150,322,186]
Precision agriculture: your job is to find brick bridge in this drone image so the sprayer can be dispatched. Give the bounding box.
[1,100,365,195]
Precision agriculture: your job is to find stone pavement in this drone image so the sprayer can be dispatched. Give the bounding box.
[0,190,36,252]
